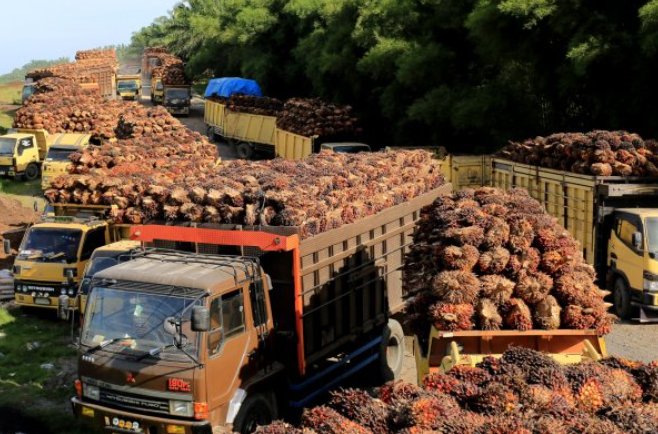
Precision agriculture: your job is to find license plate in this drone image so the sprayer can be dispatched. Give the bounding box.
[34,297,51,306]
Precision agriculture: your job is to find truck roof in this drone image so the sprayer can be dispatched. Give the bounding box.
[93,240,141,254]
[616,208,658,218]
[93,251,253,293]
[2,133,32,140]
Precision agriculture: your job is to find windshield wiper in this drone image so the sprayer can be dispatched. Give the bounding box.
[135,344,175,362]
[84,336,132,356]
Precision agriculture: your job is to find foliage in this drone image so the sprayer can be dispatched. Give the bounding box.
[128,0,658,152]
[0,58,70,85]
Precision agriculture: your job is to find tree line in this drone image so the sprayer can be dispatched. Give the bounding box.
[130,0,658,152]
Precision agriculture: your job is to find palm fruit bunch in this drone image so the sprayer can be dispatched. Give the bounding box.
[500,130,658,177]
[403,187,615,341]
[259,348,658,434]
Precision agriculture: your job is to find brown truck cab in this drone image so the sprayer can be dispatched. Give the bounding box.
[70,185,451,433]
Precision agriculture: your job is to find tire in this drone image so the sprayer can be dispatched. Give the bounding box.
[206,127,216,142]
[24,163,40,181]
[613,277,633,320]
[232,393,277,434]
[237,143,255,160]
[373,319,405,383]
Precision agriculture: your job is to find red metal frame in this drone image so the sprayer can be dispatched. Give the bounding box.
[130,225,307,375]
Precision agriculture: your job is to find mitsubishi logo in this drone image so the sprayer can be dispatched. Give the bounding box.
[126,372,136,385]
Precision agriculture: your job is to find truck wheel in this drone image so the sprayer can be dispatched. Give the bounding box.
[206,127,216,142]
[232,393,277,434]
[24,163,40,181]
[237,143,254,160]
[613,277,633,320]
[373,319,405,383]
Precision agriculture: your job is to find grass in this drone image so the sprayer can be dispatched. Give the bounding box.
[0,305,85,433]
[0,81,22,105]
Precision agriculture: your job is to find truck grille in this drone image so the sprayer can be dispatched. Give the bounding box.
[99,388,170,415]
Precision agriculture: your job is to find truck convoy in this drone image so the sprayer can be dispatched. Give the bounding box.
[0,129,90,182]
[12,205,131,310]
[68,183,451,434]
[204,78,369,160]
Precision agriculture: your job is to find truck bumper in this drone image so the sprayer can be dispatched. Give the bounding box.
[167,107,190,115]
[13,281,78,309]
[72,397,213,434]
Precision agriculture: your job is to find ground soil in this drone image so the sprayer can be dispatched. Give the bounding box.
[0,195,39,268]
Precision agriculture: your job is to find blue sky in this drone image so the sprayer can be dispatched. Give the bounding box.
[0,0,179,75]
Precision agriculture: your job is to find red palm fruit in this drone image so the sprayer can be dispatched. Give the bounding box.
[410,394,462,429]
[483,217,510,248]
[379,380,425,405]
[507,217,534,252]
[431,271,480,304]
[504,298,533,330]
[482,202,508,217]
[533,295,561,329]
[480,275,515,306]
[446,366,491,387]
[255,421,303,434]
[470,382,519,415]
[600,405,658,434]
[564,413,627,434]
[553,272,601,308]
[519,385,574,418]
[505,247,540,277]
[423,373,461,394]
[444,226,485,247]
[430,303,474,331]
[514,271,553,305]
[540,250,567,274]
[591,162,613,176]
[478,247,511,274]
[633,365,658,402]
[301,406,373,434]
[574,377,605,413]
[473,416,532,434]
[476,298,503,330]
[328,388,389,434]
[436,244,480,271]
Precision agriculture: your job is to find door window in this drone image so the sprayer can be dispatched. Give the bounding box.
[17,138,34,156]
[208,289,245,357]
[618,219,641,251]
[80,229,107,260]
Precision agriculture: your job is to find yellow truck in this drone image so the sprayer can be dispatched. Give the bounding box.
[163,84,191,116]
[41,134,92,189]
[491,157,658,322]
[205,99,370,160]
[415,328,606,381]
[0,129,89,181]
[10,205,132,311]
[116,74,142,100]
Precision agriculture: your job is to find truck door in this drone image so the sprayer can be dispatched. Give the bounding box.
[610,214,645,291]
[16,137,36,168]
[205,286,259,418]
[79,227,109,280]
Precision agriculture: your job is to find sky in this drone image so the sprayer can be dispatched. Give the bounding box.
[0,0,179,75]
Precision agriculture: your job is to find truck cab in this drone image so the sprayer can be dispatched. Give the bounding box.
[76,240,140,313]
[152,78,164,105]
[0,130,48,181]
[117,76,141,100]
[13,216,110,309]
[72,249,277,434]
[164,85,191,116]
[41,134,92,189]
[22,83,35,103]
[608,209,658,321]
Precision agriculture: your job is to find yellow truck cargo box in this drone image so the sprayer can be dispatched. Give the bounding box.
[205,99,226,133]
[224,110,276,146]
[275,128,314,160]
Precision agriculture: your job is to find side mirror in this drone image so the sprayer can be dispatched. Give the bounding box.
[33,201,38,212]
[3,240,10,255]
[633,232,643,250]
[58,295,70,321]
[191,306,210,332]
[66,269,75,285]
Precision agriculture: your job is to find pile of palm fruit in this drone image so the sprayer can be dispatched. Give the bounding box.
[500,130,658,177]
[403,187,615,339]
[277,97,360,138]
[226,94,283,116]
[45,150,445,235]
[255,348,658,434]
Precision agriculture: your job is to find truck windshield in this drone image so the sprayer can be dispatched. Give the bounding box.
[80,257,119,294]
[0,138,16,156]
[325,145,371,154]
[118,81,138,91]
[22,85,35,101]
[166,89,190,100]
[82,287,199,358]
[46,147,75,162]
[155,82,163,91]
[646,218,658,252]
[20,228,82,263]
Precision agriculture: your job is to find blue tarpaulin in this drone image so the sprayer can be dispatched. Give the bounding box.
[204,78,263,98]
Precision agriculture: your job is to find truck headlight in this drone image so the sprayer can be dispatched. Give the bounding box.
[644,272,658,292]
[82,383,100,401]
[169,400,193,417]
[60,288,66,295]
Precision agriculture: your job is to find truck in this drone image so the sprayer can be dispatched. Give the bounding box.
[0,129,89,181]
[41,134,92,189]
[163,84,191,116]
[116,74,142,100]
[415,328,606,381]
[488,157,658,321]
[205,99,371,160]
[11,205,132,311]
[68,183,452,434]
